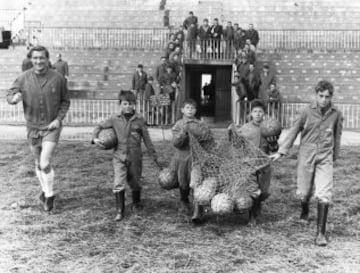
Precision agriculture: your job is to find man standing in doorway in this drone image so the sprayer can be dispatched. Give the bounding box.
[7,46,70,212]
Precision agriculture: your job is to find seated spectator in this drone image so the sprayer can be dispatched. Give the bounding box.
[183,11,198,30]
[243,44,256,64]
[246,23,260,48]
[245,39,257,53]
[241,62,261,101]
[174,38,183,50]
[169,46,182,62]
[169,33,176,44]
[169,54,182,75]
[235,51,250,79]
[175,25,185,44]
[164,42,175,59]
[259,64,276,102]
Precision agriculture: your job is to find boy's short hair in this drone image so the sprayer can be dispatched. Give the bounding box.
[182,98,197,108]
[315,80,334,96]
[263,64,270,69]
[29,45,49,59]
[118,90,136,104]
[137,64,143,68]
[251,99,266,111]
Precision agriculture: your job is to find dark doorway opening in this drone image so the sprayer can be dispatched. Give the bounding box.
[184,64,232,122]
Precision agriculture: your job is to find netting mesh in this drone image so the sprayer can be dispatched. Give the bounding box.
[189,125,270,204]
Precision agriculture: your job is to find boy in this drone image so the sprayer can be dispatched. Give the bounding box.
[270,80,343,246]
[230,99,279,225]
[172,99,214,224]
[92,91,158,221]
[7,46,70,212]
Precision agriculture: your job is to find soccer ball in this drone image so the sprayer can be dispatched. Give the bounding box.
[211,193,234,214]
[260,118,282,137]
[98,128,118,149]
[193,177,217,205]
[190,165,202,188]
[234,194,253,211]
[158,168,178,190]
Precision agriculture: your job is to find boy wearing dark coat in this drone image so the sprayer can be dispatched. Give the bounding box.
[172,99,214,223]
[92,91,158,221]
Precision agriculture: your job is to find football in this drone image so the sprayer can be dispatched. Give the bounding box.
[98,128,118,150]
[158,168,178,190]
[260,118,282,137]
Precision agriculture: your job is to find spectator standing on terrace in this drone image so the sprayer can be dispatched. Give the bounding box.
[183,11,198,30]
[241,62,261,101]
[259,64,276,102]
[234,28,246,54]
[246,24,260,48]
[223,21,234,58]
[132,64,148,99]
[7,46,70,213]
[211,18,223,56]
[22,51,33,72]
[186,23,198,57]
[155,56,168,84]
[198,19,212,57]
[169,54,182,76]
[52,53,69,81]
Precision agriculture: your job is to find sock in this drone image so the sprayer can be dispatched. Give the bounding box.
[41,168,55,198]
[35,166,45,192]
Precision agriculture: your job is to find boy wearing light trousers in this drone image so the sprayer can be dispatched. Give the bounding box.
[270,80,343,246]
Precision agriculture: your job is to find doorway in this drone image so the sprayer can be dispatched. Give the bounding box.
[184,64,232,122]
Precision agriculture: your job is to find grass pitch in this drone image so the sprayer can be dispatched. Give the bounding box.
[0,140,359,273]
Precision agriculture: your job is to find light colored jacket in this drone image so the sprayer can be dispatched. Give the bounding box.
[279,101,343,161]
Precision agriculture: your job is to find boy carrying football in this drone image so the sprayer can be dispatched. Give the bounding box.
[270,80,343,246]
[229,99,280,225]
[92,90,158,221]
[172,99,214,224]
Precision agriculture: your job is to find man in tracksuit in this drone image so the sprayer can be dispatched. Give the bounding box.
[7,46,70,212]
[271,80,343,246]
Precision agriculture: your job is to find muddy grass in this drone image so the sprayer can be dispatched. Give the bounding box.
[0,140,359,273]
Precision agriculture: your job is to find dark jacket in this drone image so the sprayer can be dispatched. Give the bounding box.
[211,24,223,39]
[132,71,147,91]
[7,68,70,129]
[144,83,155,100]
[198,25,212,40]
[53,60,69,77]
[241,69,261,101]
[246,29,260,47]
[155,63,167,82]
[223,26,234,41]
[92,113,157,162]
[183,16,198,29]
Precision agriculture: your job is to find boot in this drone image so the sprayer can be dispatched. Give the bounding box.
[114,190,125,221]
[300,200,310,222]
[191,202,204,224]
[315,202,329,246]
[44,196,55,212]
[248,197,261,226]
[39,192,45,203]
[179,188,191,214]
[132,190,143,211]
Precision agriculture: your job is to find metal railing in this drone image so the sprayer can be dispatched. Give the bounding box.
[0,98,176,126]
[234,100,360,129]
[183,39,235,60]
[23,27,360,50]
[259,30,360,50]
[27,27,170,49]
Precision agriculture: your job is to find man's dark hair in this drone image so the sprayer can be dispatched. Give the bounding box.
[203,18,208,23]
[214,18,218,21]
[315,80,334,96]
[29,46,49,59]
[234,23,239,26]
[118,90,136,104]
[189,11,194,15]
[137,64,143,68]
[182,98,197,108]
[263,64,270,69]
[251,99,266,111]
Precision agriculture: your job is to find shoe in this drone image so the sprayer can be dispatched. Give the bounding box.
[191,202,204,224]
[300,200,310,223]
[44,196,55,212]
[315,202,329,247]
[39,192,45,203]
[132,190,143,211]
[115,190,125,221]
[179,188,191,214]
